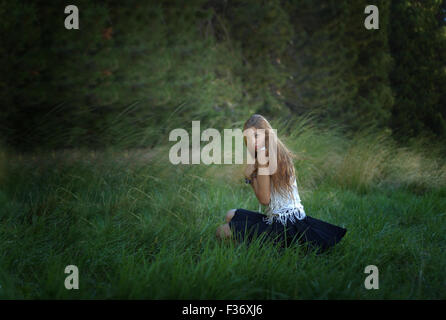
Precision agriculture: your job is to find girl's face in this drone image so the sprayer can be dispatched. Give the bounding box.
[254,128,266,151]
[245,127,266,152]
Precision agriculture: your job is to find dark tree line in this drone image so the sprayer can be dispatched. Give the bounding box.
[0,0,444,150]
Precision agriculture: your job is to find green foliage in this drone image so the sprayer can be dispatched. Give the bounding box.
[0,0,252,149]
[281,0,394,132]
[389,0,446,140]
[0,0,445,150]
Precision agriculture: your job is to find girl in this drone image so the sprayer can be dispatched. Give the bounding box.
[216,114,347,253]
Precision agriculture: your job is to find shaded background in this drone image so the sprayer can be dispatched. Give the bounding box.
[0,0,445,151]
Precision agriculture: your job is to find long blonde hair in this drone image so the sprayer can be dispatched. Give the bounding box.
[243,114,297,198]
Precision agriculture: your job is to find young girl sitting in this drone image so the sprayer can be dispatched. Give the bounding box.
[216,114,347,253]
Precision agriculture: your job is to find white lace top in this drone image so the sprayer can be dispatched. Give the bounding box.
[260,176,306,225]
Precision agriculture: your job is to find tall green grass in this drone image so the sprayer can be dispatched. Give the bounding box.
[0,116,445,299]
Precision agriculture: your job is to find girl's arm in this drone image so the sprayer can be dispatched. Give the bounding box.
[250,165,271,206]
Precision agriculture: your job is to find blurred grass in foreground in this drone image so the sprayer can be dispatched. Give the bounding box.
[0,116,445,299]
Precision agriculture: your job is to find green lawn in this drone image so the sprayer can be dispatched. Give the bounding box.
[0,129,445,299]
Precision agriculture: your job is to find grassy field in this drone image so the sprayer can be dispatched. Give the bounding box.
[0,119,445,299]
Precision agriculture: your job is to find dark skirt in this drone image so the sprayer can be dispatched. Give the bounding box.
[228,208,347,253]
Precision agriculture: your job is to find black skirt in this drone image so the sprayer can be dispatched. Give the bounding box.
[228,208,347,253]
